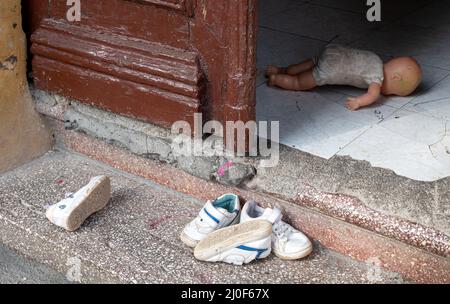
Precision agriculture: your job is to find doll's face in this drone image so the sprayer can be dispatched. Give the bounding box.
[382,57,422,96]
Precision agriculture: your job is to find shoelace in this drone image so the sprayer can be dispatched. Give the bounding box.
[273,221,294,242]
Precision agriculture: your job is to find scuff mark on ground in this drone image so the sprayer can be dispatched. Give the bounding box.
[148,215,173,230]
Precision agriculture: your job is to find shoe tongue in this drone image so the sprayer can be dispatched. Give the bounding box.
[262,207,282,224]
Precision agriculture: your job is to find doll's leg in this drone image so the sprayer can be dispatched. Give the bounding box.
[268,69,316,91]
[266,65,287,76]
[266,59,315,76]
[286,59,315,75]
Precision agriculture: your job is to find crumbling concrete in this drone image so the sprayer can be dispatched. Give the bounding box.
[0,0,51,173]
[247,145,450,236]
[61,99,257,186]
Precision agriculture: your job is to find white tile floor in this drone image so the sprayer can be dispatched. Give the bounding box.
[257,0,450,181]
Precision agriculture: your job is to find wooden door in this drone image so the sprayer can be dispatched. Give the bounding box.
[27,0,257,129]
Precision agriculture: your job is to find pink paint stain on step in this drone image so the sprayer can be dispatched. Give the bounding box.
[217,161,234,177]
[148,215,173,230]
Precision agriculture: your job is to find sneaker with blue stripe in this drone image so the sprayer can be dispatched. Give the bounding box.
[180,194,241,248]
[194,220,273,265]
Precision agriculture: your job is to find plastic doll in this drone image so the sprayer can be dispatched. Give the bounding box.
[266,44,422,111]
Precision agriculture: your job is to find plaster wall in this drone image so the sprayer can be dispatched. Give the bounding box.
[0,0,51,173]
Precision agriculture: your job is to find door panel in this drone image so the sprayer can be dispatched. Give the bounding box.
[130,0,195,16]
[47,0,191,48]
[29,0,257,129]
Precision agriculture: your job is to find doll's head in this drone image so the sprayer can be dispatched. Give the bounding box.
[382,57,422,96]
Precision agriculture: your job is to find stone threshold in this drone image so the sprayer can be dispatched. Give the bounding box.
[31,88,450,282]
[0,150,409,284]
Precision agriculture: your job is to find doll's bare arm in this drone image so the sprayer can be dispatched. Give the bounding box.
[346,83,381,111]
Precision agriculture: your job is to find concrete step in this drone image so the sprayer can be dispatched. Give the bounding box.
[0,244,68,284]
[31,89,450,283]
[0,150,404,283]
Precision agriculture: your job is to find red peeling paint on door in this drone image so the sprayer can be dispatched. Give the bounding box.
[25,0,257,130]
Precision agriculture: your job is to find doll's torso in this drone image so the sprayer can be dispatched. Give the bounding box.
[312,44,384,89]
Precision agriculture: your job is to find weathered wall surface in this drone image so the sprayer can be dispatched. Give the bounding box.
[0,0,51,172]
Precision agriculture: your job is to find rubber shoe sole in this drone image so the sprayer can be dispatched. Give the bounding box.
[272,243,313,260]
[180,209,242,248]
[180,231,199,248]
[194,220,272,262]
[47,176,111,231]
[66,176,111,231]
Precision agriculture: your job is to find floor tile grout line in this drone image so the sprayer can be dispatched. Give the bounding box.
[406,96,450,109]
[256,81,266,88]
[258,25,330,44]
[397,106,450,123]
[396,74,450,114]
[260,15,392,48]
[420,63,450,73]
[305,2,375,16]
[304,0,436,22]
[260,0,310,20]
[331,125,374,158]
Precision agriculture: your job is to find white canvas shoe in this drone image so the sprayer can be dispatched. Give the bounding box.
[240,201,313,260]
[194,220,273,265]
[46,176,111,232]
[180,193,241,248]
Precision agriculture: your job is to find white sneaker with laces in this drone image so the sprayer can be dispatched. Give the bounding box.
[194,220,273,265]
[180,194,241,247]
[240,201,313,260]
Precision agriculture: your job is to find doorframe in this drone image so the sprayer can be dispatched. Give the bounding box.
[190,0,258,126]
[24,0,258,129]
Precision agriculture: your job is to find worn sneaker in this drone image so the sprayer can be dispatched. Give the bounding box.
[180,193,241,248]
[46,176,111,232]
[194,220,273,265]
[240,201,313,260]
